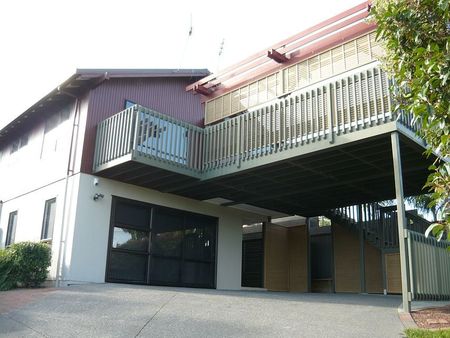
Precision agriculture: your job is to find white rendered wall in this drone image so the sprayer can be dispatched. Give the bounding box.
[0,94,89,203]
[0,95,89,281]
[0,175,81,280]
[64,173,258,290]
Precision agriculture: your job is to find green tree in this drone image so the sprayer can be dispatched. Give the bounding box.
[406,194,441,221]
[370,0,450,242]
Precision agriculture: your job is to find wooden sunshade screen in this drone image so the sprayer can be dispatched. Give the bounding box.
[205,32,383,125]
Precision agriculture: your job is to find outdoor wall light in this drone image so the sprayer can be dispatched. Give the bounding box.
[93,193,104,201]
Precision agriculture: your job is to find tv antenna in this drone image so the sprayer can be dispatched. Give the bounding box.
[217,38,225,72]
[178,13,193,70]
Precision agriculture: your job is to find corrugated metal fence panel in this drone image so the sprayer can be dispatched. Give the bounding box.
[83,77,204,173]
[408,230,450,300]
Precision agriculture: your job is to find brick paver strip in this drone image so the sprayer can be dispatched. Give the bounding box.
[0,288,55,315]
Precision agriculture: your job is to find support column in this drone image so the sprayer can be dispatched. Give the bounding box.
[358,205,366,293]
[390,132,411,313]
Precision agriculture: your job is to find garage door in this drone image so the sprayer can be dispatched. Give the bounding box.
[106,197,217,288]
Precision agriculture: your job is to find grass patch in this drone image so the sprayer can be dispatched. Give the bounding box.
[405,328,450,338]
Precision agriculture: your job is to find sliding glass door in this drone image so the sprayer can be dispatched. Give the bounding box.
[106,197,217,288]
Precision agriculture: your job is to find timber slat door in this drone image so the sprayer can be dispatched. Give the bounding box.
[385,253,401,294]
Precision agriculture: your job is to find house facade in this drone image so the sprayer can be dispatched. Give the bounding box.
[1,2,448,311]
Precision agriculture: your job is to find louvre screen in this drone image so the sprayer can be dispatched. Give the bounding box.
[205,32,383,125]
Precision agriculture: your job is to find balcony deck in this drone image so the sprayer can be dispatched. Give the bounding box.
[93,65,436,216]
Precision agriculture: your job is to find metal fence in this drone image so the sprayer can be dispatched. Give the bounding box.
[407,230,450,300]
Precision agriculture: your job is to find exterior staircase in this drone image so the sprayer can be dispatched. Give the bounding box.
[325,203,431,250]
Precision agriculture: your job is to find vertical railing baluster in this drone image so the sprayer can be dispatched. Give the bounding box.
[350,75,356,131]
[378,69,387,123]
[310,90,315,142]
[276,103,281,151]
[121,110,127,156]
[105,119,112,161]
[116,112,122,158]
[216,123,221,166]
[238,115,243,167]
[357,73,364,129]
[386,74,393,120]
[227,119,231,164]
[345,77,351,133]
[320,87,325,139]
[327,84,334,143]
[97,120,104,166]
[278,101,283,149]
[204,127,210,170]
[288,98,293,147]
[316,89,321,140]
[164,116,170,161]
[111,114,118,159]
[283,100,288,149]
[365,70,373,126]
[306,93,310,142]
[371,68,379,124]
[300,94,304,144]
[251,111,255,157]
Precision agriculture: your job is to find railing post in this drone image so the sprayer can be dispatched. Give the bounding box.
[391,131,411,313]
[237,115,242,168]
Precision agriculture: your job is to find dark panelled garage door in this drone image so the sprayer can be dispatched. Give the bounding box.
[106,197,217,288]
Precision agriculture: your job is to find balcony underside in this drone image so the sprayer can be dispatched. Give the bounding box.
[95,125,435,217]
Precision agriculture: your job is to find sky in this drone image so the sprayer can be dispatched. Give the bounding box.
[0,0,363,129]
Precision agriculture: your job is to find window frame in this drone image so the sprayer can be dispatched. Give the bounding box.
[124,100,136,109]
[5,211,18,246]
[41,198,57,241]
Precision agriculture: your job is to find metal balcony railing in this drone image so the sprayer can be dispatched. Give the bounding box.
[202,66,395,171]
[93,105,204,175]
[93,65,419,176]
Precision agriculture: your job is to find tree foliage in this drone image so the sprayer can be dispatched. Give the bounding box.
[371,0,450,242]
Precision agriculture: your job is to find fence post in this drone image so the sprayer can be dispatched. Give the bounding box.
[407,230,415,300]
[391,131,411,313]
[358,204,366,293]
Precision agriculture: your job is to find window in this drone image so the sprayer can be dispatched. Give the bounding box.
[124,100,136,109]
[41,108,71,158]
[41,198,56,240]
[5,211,18,246]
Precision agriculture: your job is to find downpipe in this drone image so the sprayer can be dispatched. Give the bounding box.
[55,90,80,287]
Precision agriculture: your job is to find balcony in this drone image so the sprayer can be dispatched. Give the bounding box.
[93,65,433,215]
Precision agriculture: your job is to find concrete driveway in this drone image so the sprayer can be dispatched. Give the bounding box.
[0,284,405,338]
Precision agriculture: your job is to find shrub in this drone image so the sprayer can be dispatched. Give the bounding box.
[7,242,52,288]
[0,249,15,291]
[405,328,450,338]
